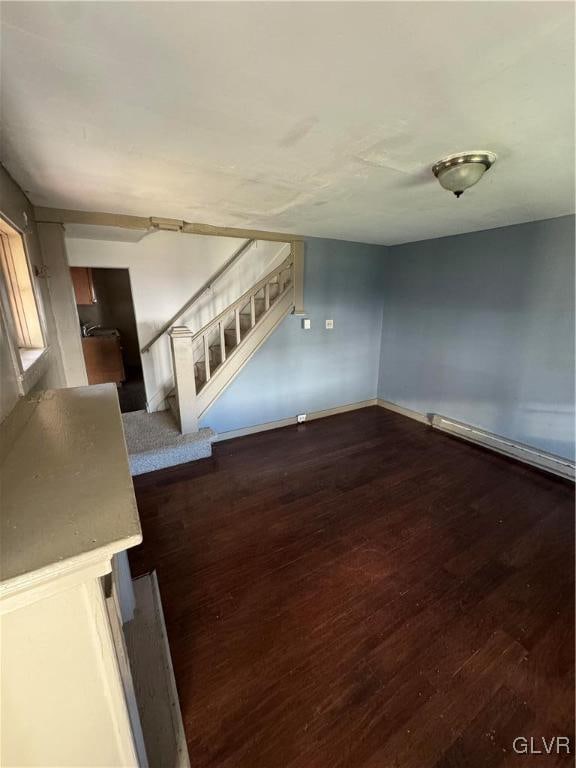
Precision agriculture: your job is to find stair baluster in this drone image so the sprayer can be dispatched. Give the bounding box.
[219,321,226,364]
[203,335,211,382]
[235,308,241,345]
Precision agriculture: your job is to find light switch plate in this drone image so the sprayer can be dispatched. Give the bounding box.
[325,319,334,329]
[302,318,311,330]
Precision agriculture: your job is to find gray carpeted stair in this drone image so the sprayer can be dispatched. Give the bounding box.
[122,409,214,476]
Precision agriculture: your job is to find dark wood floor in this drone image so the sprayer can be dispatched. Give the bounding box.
[129,406,574,767]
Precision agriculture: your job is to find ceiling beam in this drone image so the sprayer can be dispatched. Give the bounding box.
[179,221,300,242]
[34,207,151,231]
[33,207,302,243]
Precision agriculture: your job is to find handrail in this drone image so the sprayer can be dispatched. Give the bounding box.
[141,238,255,353]
[188,256,293,345]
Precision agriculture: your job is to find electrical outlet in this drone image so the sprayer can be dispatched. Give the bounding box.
[301,318,311,330]
[325,319,334,329]
[297,414,307,423]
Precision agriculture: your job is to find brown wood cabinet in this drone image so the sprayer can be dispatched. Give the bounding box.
[82,337,125,385]
[71,267,96,305]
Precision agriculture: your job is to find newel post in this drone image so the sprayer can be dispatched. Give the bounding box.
[291,240,305,315]
[169,326,198,434]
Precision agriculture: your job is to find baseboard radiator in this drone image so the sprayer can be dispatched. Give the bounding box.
[431,414,575,481]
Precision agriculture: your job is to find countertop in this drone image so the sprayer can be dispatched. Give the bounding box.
[0,384,142,599]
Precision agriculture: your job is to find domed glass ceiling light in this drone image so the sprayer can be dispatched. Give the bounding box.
[432,151,497,198]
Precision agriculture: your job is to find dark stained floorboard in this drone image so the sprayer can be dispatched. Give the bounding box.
[129,406,574,767]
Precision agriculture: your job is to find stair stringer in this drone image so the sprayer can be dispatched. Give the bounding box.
[194,288,294,420]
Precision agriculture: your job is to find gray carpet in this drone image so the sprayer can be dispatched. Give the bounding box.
[122,409,214,475]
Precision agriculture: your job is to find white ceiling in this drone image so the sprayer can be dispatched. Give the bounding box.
[1,2,574,245]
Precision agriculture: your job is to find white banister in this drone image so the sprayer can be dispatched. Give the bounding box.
[187,254,292,345]
[169,326,198,434]
[292,240,305,315]
[141,238,255,353]
[168,256,295,434]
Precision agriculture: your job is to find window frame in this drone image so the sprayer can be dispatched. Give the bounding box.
[0,212,49,393]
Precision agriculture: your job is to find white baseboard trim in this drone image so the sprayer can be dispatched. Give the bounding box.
[431,414,575,482]
[215,397,574,481]
[378,399,574,481]
[123,572,190,768]
[212,399,378,442]
[146,390,169,414]
[377,398,431,425]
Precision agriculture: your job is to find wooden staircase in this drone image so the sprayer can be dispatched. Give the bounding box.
[192,279,283,392]
[167,254,295,433]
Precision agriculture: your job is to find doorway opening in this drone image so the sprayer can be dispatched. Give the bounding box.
[71,266,146,413]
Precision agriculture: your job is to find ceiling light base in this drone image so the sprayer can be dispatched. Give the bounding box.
[432,151,497,197]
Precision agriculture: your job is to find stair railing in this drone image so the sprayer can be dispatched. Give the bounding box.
[169,254,293,433]
[141,238,255,354]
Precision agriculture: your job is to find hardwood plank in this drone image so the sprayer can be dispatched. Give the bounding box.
[129,406,574,767]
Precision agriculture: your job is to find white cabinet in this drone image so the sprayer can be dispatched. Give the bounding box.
[1,385,146,767]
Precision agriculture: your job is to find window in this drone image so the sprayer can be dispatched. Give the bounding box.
[0,215,46,372]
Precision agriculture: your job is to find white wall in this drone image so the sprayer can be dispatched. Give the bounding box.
[66,230,287,409]
[0,313,20,420]
[38,223,89,388]
[0,165,65,423]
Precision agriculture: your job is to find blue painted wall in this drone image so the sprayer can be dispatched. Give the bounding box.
[378,216,575,460]
[201,237,386,433]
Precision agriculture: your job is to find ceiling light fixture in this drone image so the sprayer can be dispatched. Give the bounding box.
[432,151,497,198]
